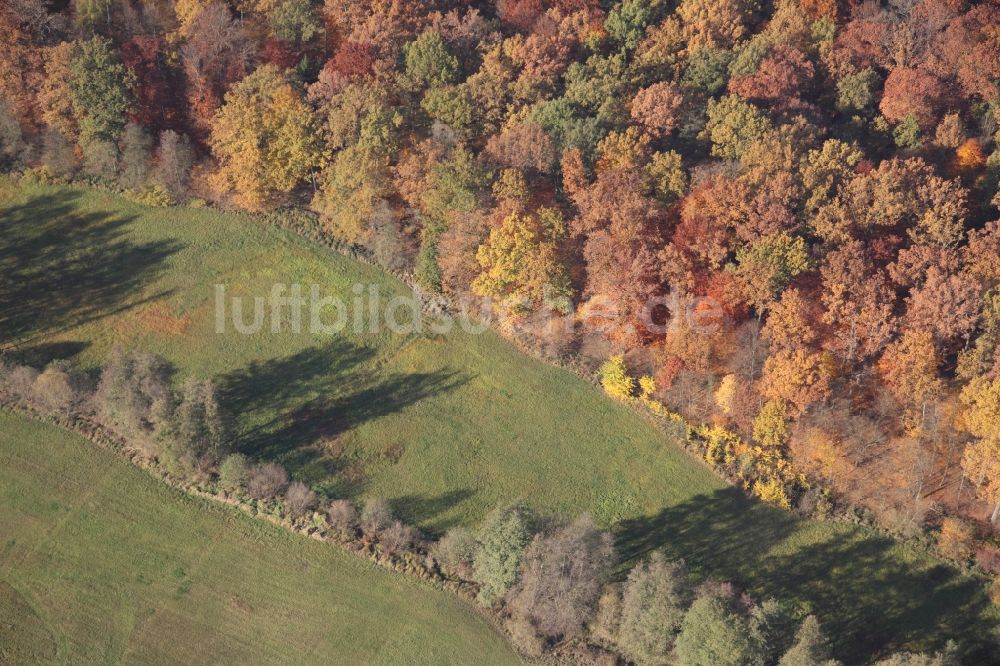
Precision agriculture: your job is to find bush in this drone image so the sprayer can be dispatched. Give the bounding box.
[753,399,789,448]
[171,378,226,464]
[284,481,318,518]
[5,365,40,401]
[590,585,623,647]
[218,454,250,492]
[599,355,635,400]
[505,614,545,658]
[126,183,175,207]
[361,497,393,536]
[94,348,174,448]
[989,577,1000,607]
[30,362,84,414]
[246,463,289,500]
[326,500,358,534]
[380,520,420,556]
[431,528,478,579]
[936,517,974,562]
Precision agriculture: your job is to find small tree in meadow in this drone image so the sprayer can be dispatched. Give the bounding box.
[31,361,87,414]
[95,348,174,451]
[380,521,420,556]
[674,588,765,666]
[431,527,478,579]
[779,615,839,666]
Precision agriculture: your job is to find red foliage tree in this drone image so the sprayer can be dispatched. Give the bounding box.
[879,67,946,130]
[728,46,815,114]
[330,40,376,79]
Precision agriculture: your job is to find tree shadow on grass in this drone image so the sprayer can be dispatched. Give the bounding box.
[391,489,475,534]
[616,487,999,664]
[0,191,180,346]
[217,341,467,488]
[2,340,90,366]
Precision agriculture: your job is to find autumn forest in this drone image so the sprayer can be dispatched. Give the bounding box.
[2,0,1000,663]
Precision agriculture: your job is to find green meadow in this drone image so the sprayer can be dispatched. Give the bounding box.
[0,411,522,665]
[1,179,996,662]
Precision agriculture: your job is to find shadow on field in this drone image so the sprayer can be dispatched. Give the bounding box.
[0,192,180,346]
[391,489,475,533]
[615,487,1000,664]
[218,341,467,482]
[2,340,90,366]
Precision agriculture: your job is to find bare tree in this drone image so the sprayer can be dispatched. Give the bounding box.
[507,514,616,641]
[246,463,289,500]
[284,480,318,517]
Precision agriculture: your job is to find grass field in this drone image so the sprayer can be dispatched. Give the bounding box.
[1,179,997,662]
[0,410,522,665]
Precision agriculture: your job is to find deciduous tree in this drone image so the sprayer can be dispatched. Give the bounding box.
[210,65,321,209]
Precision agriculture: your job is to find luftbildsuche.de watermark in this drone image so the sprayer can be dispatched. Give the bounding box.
[213,283,724,337]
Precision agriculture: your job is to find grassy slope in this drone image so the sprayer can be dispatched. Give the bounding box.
[0,411,522,665]
[1,180,996,661]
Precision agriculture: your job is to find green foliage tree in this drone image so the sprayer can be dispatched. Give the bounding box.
[683,48,731,94]
[473,502,530,606]
[421,85,473,135]
[836,68,877,112]
[647,150,687,202]
[615,552,692,665]
[893,114,923,150]
[701,95,771,159]
[674,590,766,666]
[69,37,135,147]
[403,30,459,90]
[779,615,839,666]
[605,0,657,52]
[270,0,324,45]
[730,232,810,314]
[219,453,250,492]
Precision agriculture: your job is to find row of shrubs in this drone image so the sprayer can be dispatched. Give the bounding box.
[0,351,969,664]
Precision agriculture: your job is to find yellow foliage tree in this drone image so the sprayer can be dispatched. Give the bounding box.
[714,374,737,415]
[599,355,635,400]
[209,65,322,210]
[472,207,571,313]
[959,376,1000,523]
[955,138,986,171]
[753,399,789,449]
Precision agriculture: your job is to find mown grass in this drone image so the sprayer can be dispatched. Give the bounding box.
[1,179,996,662]
[0,411,522,665]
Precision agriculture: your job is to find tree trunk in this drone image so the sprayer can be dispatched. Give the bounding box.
[991,501,1000,524]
